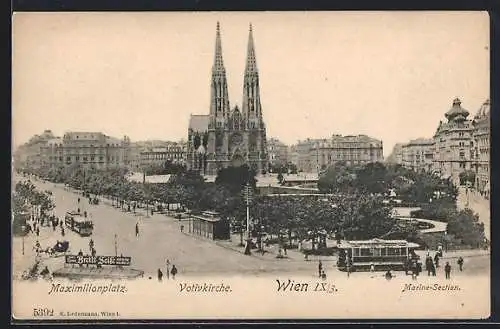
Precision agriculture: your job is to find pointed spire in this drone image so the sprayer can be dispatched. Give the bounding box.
[245,22,258,73]
[214,21,225,69]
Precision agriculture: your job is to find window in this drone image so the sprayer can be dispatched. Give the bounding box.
[76,156,80,161]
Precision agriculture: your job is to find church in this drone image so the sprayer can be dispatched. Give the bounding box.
[186,22,269,176]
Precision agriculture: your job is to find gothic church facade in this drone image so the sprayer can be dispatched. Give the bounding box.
[187,23,268,175]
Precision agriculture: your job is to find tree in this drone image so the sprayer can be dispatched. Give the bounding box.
[12,192,30,236]
[317,161,356,193]
[215,165,257,193]
[459,170,476,186]
[447,208,485,248]
[354,162,388,194]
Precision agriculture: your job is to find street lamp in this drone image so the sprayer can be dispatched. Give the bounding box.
[21,225,26,255]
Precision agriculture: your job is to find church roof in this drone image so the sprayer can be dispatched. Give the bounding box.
[189,115,209,132]
[474,99,490,119]
[445,98,469,121]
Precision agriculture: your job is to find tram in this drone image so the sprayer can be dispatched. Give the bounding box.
[64,211,94,236]
[337,238,420,271]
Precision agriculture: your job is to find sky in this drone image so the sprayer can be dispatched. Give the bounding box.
[12,11,489,157]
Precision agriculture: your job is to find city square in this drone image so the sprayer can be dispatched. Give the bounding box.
[11,12,490,320]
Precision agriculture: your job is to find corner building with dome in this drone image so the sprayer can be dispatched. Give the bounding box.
[186,22,268,175]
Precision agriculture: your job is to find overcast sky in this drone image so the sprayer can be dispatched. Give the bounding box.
[12,11,489,156]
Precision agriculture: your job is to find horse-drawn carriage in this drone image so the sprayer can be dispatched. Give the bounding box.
[47,240,70,257]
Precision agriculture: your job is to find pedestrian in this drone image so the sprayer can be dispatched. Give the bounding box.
[434,253,440,268]
[135,222,139,237]
[321,270,327,280]
[318,260,323,277]
[170,265,178,279]
[385,270,393,280]
[78,249,83,267]
[158,269,163,282]
[78,198,80,204]
[457,257,464,271]
[426,256,432,276]
[445,262,451,279]
[61,227,65,237]
[166,259,170,279]
[36,227,40,237]
[370,263,375,273]
[40,266,50,278]
[89,238,94,252]
[180,225,184,233]
[283,244,287,256]
[431,262,436,276]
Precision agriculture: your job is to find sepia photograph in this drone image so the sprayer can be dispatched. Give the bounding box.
[12,11,490,320]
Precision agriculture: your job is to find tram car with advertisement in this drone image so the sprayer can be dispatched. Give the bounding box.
[64,211,94,236]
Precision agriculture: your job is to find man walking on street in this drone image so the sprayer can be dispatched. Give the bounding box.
[318,260,323,278]
[135,222,140,237]
[171,265,178,279]
[445,262,451,279]
[457,257,464,271]
[166,259,170,279]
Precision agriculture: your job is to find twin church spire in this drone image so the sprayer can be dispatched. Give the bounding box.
[209,22,263,127]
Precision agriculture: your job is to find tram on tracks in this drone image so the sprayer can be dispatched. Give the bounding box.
[65,211,94,236]
[337,238,420,271]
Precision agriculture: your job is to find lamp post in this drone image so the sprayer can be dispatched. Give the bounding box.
[244,155,253,255]
[21,225,26,255]
[114,234,118,258]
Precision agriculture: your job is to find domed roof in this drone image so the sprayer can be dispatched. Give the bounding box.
[474,99,490,119]
[445,98,469,121]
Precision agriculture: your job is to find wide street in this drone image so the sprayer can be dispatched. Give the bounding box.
[13,176,324,278]
[12,175,490,280]
[456,186,490,239]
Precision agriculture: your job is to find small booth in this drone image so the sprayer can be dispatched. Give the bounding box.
[189,211,230,240]
[337,238,420,271]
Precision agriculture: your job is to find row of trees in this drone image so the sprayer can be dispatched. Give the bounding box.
[13,181,55,235]
[18,159,485,250]
[318,162,458,204]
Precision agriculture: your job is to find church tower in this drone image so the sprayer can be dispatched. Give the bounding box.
[206,22,231,174]
[209,22,231,127]
[241,24,268,173]
[193,22,268,176]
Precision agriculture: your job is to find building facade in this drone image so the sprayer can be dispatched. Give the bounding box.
[432,98,475,185]
[293,135,384,173]
[267,138,288,167]
[139,142,187,168]
[14,130,56,170]
[385,143,404,165]
[401,138,434,172]
[187,23,268,175]
[40,132,131,170]
[472,99,490,197]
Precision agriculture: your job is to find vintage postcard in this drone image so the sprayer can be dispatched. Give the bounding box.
[12,11,490,321]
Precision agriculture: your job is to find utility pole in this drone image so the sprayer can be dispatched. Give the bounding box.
[243,155,253,255]
[114,234,118,257]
